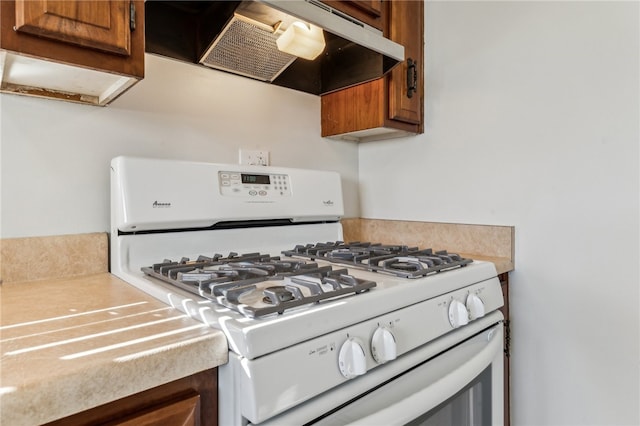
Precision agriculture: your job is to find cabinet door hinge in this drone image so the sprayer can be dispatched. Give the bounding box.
[130,2,136,31]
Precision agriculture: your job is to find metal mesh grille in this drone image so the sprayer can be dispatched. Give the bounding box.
[200,18,296,82]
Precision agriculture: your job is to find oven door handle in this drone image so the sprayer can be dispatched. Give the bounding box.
[345,325,504,426]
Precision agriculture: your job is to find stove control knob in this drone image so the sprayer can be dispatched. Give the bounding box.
[338,338,367,379]
[466,293,485,320]
[371,327,397,364]
[448,299,470,328]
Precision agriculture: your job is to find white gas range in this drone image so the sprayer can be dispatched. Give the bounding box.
[110,156,505,426]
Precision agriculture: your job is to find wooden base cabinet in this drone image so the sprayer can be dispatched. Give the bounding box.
[0,0,144,106]
[321,0,424,142]
[499,273,511,426]
[44,369,217,426]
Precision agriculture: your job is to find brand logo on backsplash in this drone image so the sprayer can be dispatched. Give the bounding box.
[152,201,171,208]
[323,200,334,206]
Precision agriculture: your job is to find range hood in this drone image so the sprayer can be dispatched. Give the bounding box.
[145,0,404,95]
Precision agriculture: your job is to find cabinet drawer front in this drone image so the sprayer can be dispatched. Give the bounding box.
[15,0,131,55]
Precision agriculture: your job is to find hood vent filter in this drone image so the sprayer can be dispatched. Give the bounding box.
[199,16,296,82]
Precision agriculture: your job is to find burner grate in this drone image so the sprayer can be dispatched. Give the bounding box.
[220,267,376,318]
[282,242,473,278]
[141,253,376,318]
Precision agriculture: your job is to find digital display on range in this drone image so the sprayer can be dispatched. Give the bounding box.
[241,173,270,185]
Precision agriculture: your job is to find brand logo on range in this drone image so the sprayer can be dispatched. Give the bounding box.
[152,201,171,208]
[323,200,334,206]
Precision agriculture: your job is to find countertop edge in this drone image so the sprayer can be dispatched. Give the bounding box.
[1,273,228,426]
[3,332,227,426]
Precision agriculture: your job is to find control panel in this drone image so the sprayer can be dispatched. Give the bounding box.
[332,279,502,379]
[218,171,291,197]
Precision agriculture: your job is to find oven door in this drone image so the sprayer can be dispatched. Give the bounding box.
[317,323,503,426]
[257,320,504,426]
[319,323,503,426]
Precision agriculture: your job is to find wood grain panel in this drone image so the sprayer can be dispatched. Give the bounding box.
[321,79,385,135]
[15,0,131,55]
[320,0,383,30]
[1,1,144,78]
[114,394,201,426]
[388,0,423,124]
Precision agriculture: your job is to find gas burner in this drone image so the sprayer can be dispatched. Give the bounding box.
[219,268,376,318]
[263,286,295,304]
[141,253,377,318]
[282,242,473,278]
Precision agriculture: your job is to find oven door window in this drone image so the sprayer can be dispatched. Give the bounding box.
[408,366,492,426]
[310,324,504,426]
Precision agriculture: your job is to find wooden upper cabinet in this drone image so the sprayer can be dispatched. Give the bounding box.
[319,0,384,30]
[321,0,424,142]
[14,0,131,55]
[0,0,144,106]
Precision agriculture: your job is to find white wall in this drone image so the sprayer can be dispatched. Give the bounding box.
[0,54,360,238]
[359,1,639,424]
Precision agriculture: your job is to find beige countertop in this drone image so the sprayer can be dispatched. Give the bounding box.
[0,273,228,426]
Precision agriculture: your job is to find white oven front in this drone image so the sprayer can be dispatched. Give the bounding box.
[312,323,504,426]
[221,313,504,426]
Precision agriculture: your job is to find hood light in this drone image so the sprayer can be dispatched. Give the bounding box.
[276,21,325,60]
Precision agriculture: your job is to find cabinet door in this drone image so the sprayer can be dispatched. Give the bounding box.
[387,0,423,125]
[353,0,383,16]
[320,0,383,30]
[114,394,201,426]
[14,0,132,55]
